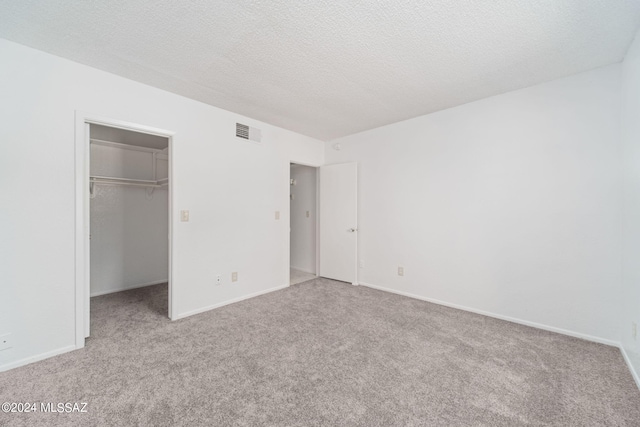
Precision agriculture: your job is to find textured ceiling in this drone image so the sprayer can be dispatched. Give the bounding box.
[1,1,640,141]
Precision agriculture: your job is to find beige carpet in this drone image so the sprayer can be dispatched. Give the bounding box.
[290,268,316,285]
[1,279,639,426]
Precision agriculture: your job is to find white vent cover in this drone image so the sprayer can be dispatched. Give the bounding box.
[236,123,262,143]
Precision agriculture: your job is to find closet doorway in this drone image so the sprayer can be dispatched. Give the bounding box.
[289,163,318,285]
[75,115,174,345]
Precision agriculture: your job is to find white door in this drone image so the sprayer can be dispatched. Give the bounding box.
[319,162,358,284]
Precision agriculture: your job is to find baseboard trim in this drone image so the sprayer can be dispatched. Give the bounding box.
[173,284,289,320]
[359,282,618,347]
[620,346,640,390]
[90,279,168,297]
[0,344,77,373]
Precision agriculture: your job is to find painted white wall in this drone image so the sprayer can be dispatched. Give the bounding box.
[326,65,623,343]
[290,164,316,274]
[90,144,169,296]
[0,39,323,371]
[621,29,640,383]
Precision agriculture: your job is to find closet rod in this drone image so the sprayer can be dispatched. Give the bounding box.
[90,175,157,185]
[90,179,166,188]
[89,176,168,197]
[90,176,168,186]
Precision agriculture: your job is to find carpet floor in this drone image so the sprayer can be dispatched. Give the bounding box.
[290,268,317,286]
[1,278,639,426]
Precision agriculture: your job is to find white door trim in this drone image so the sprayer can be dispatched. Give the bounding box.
[74,111,176,349]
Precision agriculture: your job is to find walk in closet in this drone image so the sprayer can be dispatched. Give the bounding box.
[89,124,170,305]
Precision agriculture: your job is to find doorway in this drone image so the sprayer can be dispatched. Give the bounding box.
[75,114,174,348]
[290,163,318,285]
[89,123,169,299]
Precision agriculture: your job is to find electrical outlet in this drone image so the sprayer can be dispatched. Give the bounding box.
[232,272,238,282]
[180,210,189,222]
[0,333,13,351]
[358,260,364,268]
[398,266,404,276]
[275,211,280,220]
[216,275,222,285]
[633,322,637,340]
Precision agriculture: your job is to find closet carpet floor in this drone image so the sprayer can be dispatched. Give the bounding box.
[1,279,639,426]
[290,268,317,286]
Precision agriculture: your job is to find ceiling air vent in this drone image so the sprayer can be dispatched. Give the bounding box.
[236,123,262,143]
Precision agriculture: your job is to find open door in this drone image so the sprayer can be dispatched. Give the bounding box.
[319,162,358,285]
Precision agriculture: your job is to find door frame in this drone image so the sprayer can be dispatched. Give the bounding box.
[74,111,176,349]
[286,160,321,286]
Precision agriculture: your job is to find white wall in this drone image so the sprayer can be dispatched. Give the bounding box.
[621,29,640,383]
[290,164,316,273]
[90,144,169,296]
[0,39,323,371]
[326,65,623,343]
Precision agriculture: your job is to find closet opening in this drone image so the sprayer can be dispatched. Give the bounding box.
[84,122,172,338]
[289,163,318,285]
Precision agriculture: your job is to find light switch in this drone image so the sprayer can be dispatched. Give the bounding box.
[181,210,190,222]
[275,211,280,220]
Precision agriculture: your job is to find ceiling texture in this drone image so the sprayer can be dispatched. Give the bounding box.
[1,0,640,141]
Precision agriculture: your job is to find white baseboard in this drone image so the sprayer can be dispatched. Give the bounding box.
[0,344,77,373]
[173,284,289,320]
[359,282,618,347]
[620,346,640,390]
[90,279,168,297]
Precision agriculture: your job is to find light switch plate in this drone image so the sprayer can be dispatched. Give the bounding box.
[181,210,189,222]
